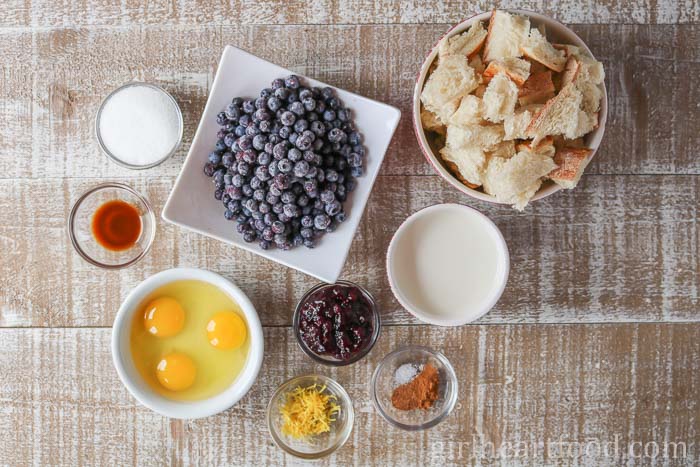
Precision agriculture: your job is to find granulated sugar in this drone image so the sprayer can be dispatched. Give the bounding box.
[98,84,182,167]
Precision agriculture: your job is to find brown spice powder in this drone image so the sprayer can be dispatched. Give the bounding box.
[391,363,440,410]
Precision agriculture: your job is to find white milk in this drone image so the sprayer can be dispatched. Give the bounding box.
[389,204,508,324]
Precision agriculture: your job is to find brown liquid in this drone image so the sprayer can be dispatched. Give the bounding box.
[91,200,142,251]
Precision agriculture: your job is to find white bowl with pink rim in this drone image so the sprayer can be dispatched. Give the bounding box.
[111,267,264,419]
[386,203,509,326]
[412,10,608,204]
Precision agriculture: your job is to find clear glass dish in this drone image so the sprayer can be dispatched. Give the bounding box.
[371,345,458,430]
[267,374,354,459]
[293,280,381,366]
[68,183,156,269]
[95,82,183,169]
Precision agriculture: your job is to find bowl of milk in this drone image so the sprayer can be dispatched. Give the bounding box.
[386,204,509,326]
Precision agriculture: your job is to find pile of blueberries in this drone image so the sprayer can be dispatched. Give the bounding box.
[203,75,365,250]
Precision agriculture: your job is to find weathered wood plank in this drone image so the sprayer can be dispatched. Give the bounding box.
[0,24,697,179]
[0,325,697,466]
[1,0,697,26]
[1,175,698,327]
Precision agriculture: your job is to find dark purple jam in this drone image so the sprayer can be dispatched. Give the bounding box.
[298,284,374,360]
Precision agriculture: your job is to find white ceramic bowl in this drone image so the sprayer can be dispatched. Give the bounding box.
[163,45,401,283]
[413,10,608,205]
[111,268,264,419]
[386,204,509,326]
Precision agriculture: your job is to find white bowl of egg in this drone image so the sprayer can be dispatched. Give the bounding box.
[111,268,264,419]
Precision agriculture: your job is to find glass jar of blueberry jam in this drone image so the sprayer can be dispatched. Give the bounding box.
[293,281,381,366]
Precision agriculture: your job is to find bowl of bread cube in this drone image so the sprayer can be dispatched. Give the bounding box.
[414,9,607,210]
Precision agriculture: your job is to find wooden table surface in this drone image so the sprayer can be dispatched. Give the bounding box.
[1,1,698,466]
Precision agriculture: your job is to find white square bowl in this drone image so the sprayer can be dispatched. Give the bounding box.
[163,45,401,283]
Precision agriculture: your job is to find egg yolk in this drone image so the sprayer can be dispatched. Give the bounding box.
[156,352,197,391]
[143,297,185,337]
[206,311,247,350]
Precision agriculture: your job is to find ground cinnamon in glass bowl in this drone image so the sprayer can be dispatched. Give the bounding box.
[371,346,457,431]
[391,363,440,410]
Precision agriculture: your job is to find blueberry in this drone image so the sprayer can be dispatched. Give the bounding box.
[295,134,313,151]
[217,128,227,139]
[278,125,291,139]
[348,152,363,168]
[242,150,256,164]
[208,152,222,165]
[280,111,296,127]
[327,128,346,144]
[278,158,293,173]
[314,214,331,230]
[237,162,250,176]
[325,169,339,182]
[271,221,286,234]
[215,140,227,152]
[320,189,335,204]
[257,151,272,165]
[242,184,253,197]
[285,75,300,89]
[216,112,227,125]
[351,166,363,177]
[260,87,272,99]
[310,121,325,137]
[203,162,216,177]
[266,96,281,112]
[287,148,302,162]
[243,230,256,243]
[335,211,346,223]
[274,87,290,100]
[323,110,336,122]
[234,125,246,137]
[293,160,310,177]
[225,103,241,120]
[289,101,305,116]
[321,87,334,100]
[242,100,255,113]
[214,188,223,200]
[255,109,271,121]
[325,200,341,216]
[261,227,274,241]
[327,97,340,109]
[337,109,350,122]
[269,78,284,89]
[274,174,291,190]
[289,132,298,145]
[253,189,265,201]
[238,135,253,151]
[348,132,361,146]
[232,97,244,106]
[252,134,266,151]
[294,119,309,133]
[303,238,316,249]
[287,91,299,103]
[302,97,316,112]
[259,240,271,250]
[284,204,301,218]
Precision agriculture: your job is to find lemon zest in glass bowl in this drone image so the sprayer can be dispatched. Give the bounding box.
[280,384,341,439]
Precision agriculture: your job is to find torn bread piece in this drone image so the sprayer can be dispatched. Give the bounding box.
[515,136,556,158]
[445,123,504,152]
[483,57,531,86]
[469,54,486,75]
[443,160,480,189]
[553,135,585,150]
[482,72,519,123]
[548,147,593,189]
[520,28,567,72]
[439,21,488,60]
[574,52,605,85]
[503,107,538,140]
[560,56,603,113]
[553,43,582,57]
[420,54,479,122]
[448,95,483,128]
[487,140,516,159]
[483,10,530,62]
[483,151,557,210]
[518,70,555,106]
[526,83,586,145]
[440,145,486,187]
[421,107,446,136]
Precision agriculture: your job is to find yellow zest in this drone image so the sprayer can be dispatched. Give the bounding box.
[279,384,341,439]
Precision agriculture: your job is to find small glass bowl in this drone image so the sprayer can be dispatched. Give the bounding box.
[371,346,458,431]
[293,280,381,366]
[68,183,156,269]
[267,374,354,459]
[95,82,183,169]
